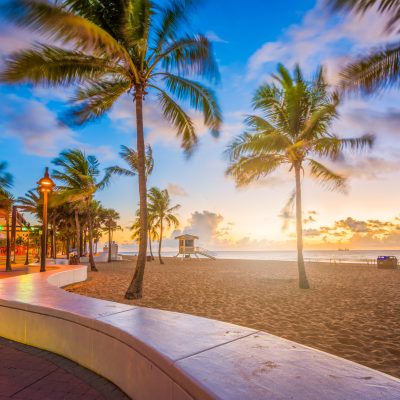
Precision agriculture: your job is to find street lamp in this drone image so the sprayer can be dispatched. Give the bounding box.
[37,167,55,272]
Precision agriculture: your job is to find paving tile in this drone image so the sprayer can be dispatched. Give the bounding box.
[0,337,129,400]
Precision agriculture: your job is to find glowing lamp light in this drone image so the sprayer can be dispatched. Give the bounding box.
[37,167,55,193]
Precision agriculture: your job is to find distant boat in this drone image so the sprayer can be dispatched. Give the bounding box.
[338,248,350,251]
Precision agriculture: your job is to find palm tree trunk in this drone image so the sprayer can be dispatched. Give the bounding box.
[11,206,16,264]
[108,226,112,263]
[74,209,80,263]
[52,213,56,259]
[158,220,164,264]
[5,205,11,272]
[148,229,154,261]
[66,235,70,260]
[86,199,97,272]
[294,164,310,289]
[24,234,30,266]
[125,88,148,299]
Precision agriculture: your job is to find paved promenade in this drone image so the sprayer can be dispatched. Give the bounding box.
[0,337,129,400]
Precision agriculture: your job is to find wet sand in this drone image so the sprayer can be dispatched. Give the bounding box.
[66,257,400,378]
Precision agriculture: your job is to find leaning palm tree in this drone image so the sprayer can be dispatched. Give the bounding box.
[330,0,400,94]
[226,64,374,289]
[52,149,109,271]
[1,0,221,299]
[148,187,180,264]
[0,162,14,272]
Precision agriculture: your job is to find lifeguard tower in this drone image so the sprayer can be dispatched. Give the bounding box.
[175,234,216,259]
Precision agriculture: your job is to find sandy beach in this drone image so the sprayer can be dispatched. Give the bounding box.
[66,257,400,378]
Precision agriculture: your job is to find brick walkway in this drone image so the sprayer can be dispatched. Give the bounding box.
[0,337,130,400]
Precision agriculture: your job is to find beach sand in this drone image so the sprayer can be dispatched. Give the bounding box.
[66,257,400,378]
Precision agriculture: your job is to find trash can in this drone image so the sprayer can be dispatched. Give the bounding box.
[377,256,398,269]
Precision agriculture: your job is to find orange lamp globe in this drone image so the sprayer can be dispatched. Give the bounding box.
[37,167,55,193]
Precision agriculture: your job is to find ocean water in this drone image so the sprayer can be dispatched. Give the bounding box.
[120,250,400,263]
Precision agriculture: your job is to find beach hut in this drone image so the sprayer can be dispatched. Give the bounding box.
[175,234,216,259]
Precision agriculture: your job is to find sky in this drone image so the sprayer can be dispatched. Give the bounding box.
[1,0,400,251]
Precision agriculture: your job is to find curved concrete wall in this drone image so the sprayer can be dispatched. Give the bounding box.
[0,265,400,400]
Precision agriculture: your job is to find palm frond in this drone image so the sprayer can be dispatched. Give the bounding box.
[153,0,194,51]
[226,154,283,187]
[0,162,13,191]
[67,77,131,124]
[155,87,196,155]
[4,0,130,60]
[225,132,291,162]
[106,166,135,177]
[162,73,222,136]
[0,44,122,86]
[307,158,347,192]
[151,34,219,81]
[313,134,374,159]
[339,44,400,94]
[330,0,400,31]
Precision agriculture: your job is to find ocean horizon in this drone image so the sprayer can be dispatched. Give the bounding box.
[120,249,400,263]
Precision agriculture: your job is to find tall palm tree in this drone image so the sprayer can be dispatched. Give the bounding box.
[226,64,374,289]
[52,149,109,271]
[148,187,180,264]
[330,0,400,94]
[1,0,221,299]
[101,208,121,262]
[0,162,14,272]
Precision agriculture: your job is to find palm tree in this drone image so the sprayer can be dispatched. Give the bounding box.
[330,0,400,94]
[1,0,221,299]
[52,149,109,271]
[148,187,180,264]
[18,189,41,216]
[130,210,157,261]
[226,64,374,289]
[101,208,121,263]
[0,162,14,272]
[107,145,154,181]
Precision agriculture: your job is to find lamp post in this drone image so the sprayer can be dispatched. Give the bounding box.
[37,167,55,272]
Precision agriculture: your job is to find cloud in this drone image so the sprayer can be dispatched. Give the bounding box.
[303,229,321,237]
[298,215,400,249]
[246,0,399,81]
[205,31,228,43]
[1,95,78,156]
[0,22,33,58]
[184,210,225,242]
[335,217,370,233]
[166,183,188,197]
[1,95,115,159]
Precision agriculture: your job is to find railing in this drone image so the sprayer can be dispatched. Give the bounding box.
[195,247,217,259]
